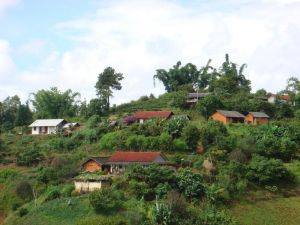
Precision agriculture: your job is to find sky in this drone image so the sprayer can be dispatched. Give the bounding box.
[0,0,300,105]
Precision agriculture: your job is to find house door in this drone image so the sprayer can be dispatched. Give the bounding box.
[45,127,48,134]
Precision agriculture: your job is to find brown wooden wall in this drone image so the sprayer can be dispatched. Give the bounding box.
[82,160,102,172]
[245,114,269,125]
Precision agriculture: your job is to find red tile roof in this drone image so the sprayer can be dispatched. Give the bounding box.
[133,111,173,120]
[280,95,289,101]
[107,151,165,163]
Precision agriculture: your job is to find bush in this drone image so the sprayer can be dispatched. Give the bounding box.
[175,168,204,199]
[44,186,61,202]
[16,145,43,166]
[78,216,127,225]
[99,131,126,151]
[61,184,74,197]
[0,168,18,182]
[15,181,33,200]
[19,208,28,217]
[246,155,294,185]
[171,139,188,151]
[89,188,124,213]
[182,124,200,151]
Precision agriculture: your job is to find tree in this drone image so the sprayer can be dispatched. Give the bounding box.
[153,61,200,92]
[285,76,300,107]
[197,95,224,119]
[246,155,294,185]
[212,54,251,94]
[15,103,33,126]
[0,95,21,130]
[182,124,200,151]
[95,67,124,111]
[31,87,80,118]
[175,168,204,199]
[89,188,124,213]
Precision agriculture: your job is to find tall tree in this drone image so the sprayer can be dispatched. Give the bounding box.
[154,61,200,92]
[95,67,124,110]
[15,103,33,126]
[285,77,300,107]
[212,54,251,94]
[0,95,21,130]
[31,87,80,118]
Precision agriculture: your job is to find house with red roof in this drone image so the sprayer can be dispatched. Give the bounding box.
[133,111,174,124]
[105,151,171,174]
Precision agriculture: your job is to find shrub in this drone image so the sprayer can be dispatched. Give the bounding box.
[197,95,224,119]
[86,115,101,128]
[99,131,126,151]
[182,124,200,151]
[246,155,294,185]
[16,145,43,166]
[61,184,74,197]
[171,139,188,151]
[19,208,28,217]
[15,181,33,200]
[89,188,124,213]
[44,186,61,202]
[78,216,127,225]
[0,168,18,182]
[164,115,189,138]
[175,168,204,199]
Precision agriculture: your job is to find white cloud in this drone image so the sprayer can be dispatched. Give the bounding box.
[2,0,300,104]
[0,0,19,15]
[0,40,15,80]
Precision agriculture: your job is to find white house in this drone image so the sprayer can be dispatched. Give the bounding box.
[29,119,66,135]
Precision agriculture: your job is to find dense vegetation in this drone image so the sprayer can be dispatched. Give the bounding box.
[1,56,300,225]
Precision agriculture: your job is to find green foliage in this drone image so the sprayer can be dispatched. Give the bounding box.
[14,103,33,126]
[153,201,172,225]
[0,168,18,182]
[200,206,238,225]
[164,116,189,138]
[171,139,188,151]
[246,155,294,185]
[89,187,124,213]
[182,124,200,151]
[216,161,247,198]
[78,216,127,225]
[197,95,224,119]
[154,61,199,92]
[251,125,298,161]
[15,181,33,200]
[31,87,80,118]
[0,95,21,130]
[44,186,61,202]
[16,145,43,166]
[126,164,175,200]
[18,208,29,217]
[199,120,228,150]
[175,168,204,199]
[168,91,188,109]
[95,67,124,110]
[61,185,74,197]
[99,131,126,151]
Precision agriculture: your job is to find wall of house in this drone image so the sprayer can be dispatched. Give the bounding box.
[83,161,101,172]
[31,127,40,135]
[48,126,57,134]
[245,114,254,124]
[75,181,100,192]
[255,117,269,125]
[211,112,228,124]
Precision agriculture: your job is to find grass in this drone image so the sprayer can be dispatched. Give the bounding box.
[229,196,300,225]
[4,196,95,225]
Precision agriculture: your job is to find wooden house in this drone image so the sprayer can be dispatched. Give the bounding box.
[81,157,110,173]
[28,119,66,135]
[133,111,174,124]
[105,151,172,174]
[211,110,245,124]
[245,112,269,125]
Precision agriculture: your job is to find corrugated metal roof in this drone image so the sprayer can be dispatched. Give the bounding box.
[106,151,166,163]
[29,119,65,127]
[249,112,269,118]
[134,111,173,120]
[216,110,245,118]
